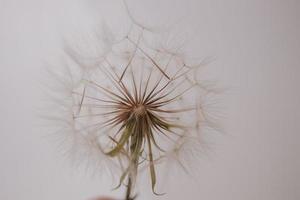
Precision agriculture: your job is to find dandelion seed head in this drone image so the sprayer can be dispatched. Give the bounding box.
[46,8,220,196]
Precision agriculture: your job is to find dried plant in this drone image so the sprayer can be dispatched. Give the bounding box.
[46,2,220,200]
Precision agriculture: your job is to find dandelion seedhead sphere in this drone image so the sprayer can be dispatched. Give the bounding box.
[50,8,217,200]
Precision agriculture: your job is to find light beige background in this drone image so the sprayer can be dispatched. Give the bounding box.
[0,0,299,199]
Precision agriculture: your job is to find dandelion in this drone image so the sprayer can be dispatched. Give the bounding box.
[47,3,219,200]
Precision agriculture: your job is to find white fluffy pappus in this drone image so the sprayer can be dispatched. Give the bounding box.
[43,5,222,199]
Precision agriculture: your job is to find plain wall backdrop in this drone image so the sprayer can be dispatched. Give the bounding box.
[0,0,299,199]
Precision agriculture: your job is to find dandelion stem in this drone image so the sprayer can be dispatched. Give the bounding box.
[125,177,134,200]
